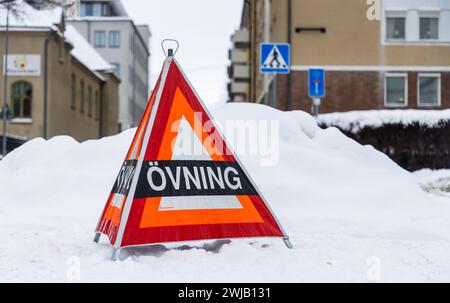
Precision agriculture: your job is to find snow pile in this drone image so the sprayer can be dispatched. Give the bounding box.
[413,169,450,199]
[1,103,450,282]
[317,109,450,133]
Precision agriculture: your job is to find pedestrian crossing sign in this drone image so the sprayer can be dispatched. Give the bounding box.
[260,43,290,74]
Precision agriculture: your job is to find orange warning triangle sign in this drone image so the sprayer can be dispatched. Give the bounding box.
[95,55,290,253]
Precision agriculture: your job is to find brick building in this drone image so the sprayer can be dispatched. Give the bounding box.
[228,0,450,113]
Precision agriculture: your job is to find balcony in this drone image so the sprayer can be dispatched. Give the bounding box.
[229,49,248,64]
[230,81,249,94]
[231,29,250,47]
[232,64,250,80]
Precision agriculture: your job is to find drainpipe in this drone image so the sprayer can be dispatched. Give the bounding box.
[243,0,253,102]
[263,0,270,105]
[43,33,56,139]
[251,0,256,101]
[132,33,136,127]
[2,0,11,157]
[287,0,292,111]
[99,80,105,137]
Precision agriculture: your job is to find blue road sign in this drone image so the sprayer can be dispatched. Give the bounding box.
[308,68,325,98]
[260,43,290,74]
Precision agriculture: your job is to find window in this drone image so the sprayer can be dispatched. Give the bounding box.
[93,3,102,16]
[385,74,408,106]
[420,17,439,40]
[109,31,120,48]
[94,31,105,48]
[11,81,32,118]
[80,80,85,113]
[80,1,115,17]
[386,17,406,40]
[418,74,441,106]
[88,85,93,117]
[102,3,112,16]
[70,74,76,110]
[95,91,100,121]
[80,2,92,16]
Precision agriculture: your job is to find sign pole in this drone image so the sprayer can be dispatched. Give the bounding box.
[259,43,290,108]
[2,1,11,158]
[272,73,277,108]
[312,97,321,117]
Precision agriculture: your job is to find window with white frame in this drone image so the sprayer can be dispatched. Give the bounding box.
[92,3,102,16]
[386,12,406,40]
[420,17,439,40]
[109,31,120,48]
[81,1,115,17]
[94,30,105,48]
[385,74,408,106]
[418,74,441,106]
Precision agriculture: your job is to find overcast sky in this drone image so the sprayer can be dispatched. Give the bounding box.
[121,0,244,108]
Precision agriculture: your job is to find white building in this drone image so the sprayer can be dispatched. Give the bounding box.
[66,0,151,130]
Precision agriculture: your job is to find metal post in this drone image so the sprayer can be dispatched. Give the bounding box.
[43,36,52,139]
[287,0,292,110]
[272,74,277,108]
[283,237,293,249]
[312,97,321,117]
[2,1,11,157]
[111,248,121,261]
[132,33,136,127]
[93,232,101,243]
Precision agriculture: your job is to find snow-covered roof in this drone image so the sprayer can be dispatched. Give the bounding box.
[0,1,62,30]
[65,24,113,71]
[67,16,131,22]
[0,1,113,74]
[318,109,450,133]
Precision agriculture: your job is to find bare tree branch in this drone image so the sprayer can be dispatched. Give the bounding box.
[0,0,75,16]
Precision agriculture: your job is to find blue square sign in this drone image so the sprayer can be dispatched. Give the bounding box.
[260,43,290,74]
[308,68,325,98]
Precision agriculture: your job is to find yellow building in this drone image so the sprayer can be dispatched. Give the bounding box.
[0,3,120,154]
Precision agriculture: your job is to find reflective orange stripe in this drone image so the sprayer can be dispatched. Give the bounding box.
[139,195,263,228]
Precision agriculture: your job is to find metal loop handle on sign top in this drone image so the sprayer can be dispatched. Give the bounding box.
[161,39,179,57]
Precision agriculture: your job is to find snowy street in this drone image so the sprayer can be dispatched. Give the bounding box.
[1,103,449,283]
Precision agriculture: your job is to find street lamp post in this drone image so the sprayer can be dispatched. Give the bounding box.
[2,0,11,158]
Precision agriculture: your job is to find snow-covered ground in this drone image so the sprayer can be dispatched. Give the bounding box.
[1,103,449,282]
[413,169,450,199]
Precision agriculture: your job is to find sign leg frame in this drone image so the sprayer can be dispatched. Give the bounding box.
[283,237,293,249]
[93,232,101,243]
[111,248,121,261]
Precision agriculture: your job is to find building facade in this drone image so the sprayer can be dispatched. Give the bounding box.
[229,0,450,113]
[228,28,251,102]
[0,4,120,151]
[66,0,150,130]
